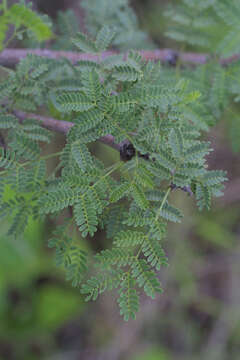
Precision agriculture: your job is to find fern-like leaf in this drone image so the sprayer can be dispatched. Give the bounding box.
[142,236,168,270]
[66,247,88,287]
[72,32,97,52]
[81,269,123,301]
[95,25,116,51]
[118,273,139,321]
[71,142,94,172]
[52,92,95,113]
[132,259,163,299]
[113,230,145,247]
[196,183,211,210]
[74,195,98,237]
[8,4,52,41]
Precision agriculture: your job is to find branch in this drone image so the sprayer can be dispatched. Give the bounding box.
[0,48,211,67]
[14,110,121,151]
[13,111,196,198]
[1,48,239,68]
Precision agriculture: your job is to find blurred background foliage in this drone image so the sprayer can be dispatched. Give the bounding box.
[0,0,240,359]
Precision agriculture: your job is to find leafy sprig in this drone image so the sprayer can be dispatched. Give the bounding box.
[0,0,229,320]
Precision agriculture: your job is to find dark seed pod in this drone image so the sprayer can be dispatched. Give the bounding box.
[170,182,193,196]
[120,140,136,161]
[166,51,179,67]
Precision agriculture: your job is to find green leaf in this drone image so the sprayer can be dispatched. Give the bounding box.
[72,32,97,52]
[111,93,137,113]
[0,114,18,129]
[81,70,101,102]
[74,195,98,237]
[8,4,52,41]
[196,183,211,210]
[183,90,201,104]
[52,92,94,113]
[214,0,240,27]
[66,248,88,287]
[132,184,149,210]
[112,65,142,82]
[154,150,177,173]
[185,142,211,162]
[202,170,227,186]
[113,230,145,247]
[160,203,183,223]
[217,29,240,57]
[71,142,94,172]
[96,248,134,267]
[109,182,130,203]
[39,188,81,214]
[8,203,30,237]
[142,236,168,270]
[0,149,16,169]
[81,269,123,301]
[136,86,163,107]
[169,128,184,158]
[95,25,116,51]
[73,109,104,132]
[117,274,139,321]
[132,259,163,299]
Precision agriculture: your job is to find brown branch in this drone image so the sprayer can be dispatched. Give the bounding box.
[1,48,240,68]
[13,111,199,197]
[14,110,72,134]
[0,49,116,67]
[14,110,121,151]
[0,48,212,67]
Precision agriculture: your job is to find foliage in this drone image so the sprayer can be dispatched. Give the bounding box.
[165,0,240,58]
[0,0,231,321]
[164,0,240,153]
[53,9,79,51]
[0,1,52,49]
[81,0,154,50]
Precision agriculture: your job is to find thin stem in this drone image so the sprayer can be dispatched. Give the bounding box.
[0,151,63,176]
[93,161,123,188]
[4,29,17,49]
[78,161,123,209]
[135,186,171,260]
[0,48,210,68]
[40,151,62,161]
[155,187,171,222]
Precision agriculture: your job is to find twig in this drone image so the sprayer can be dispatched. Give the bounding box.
[0,48,215,67]
[1,48,240,68]
[13,111,194,196]
[14,110,121,151]
[170,183,193,196]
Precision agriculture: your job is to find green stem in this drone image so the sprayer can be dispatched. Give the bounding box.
[155,187,171,222]
[40,151,62,161]
[3,29,17,48]
[135,186,171,260]
[92,161,123,190]
[0,151,63,177]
